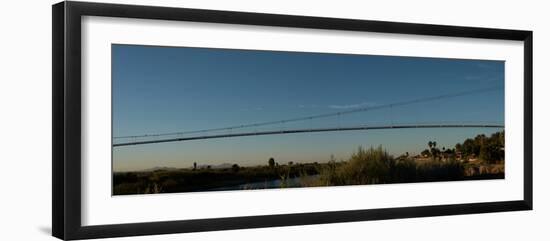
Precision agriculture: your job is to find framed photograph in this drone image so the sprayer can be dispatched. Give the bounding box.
[52,1,532,240]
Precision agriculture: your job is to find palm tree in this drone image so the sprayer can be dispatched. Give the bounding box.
[428,141,439,160]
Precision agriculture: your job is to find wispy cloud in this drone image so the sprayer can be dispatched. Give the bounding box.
[298,104,318,109]
[328,101,377,110]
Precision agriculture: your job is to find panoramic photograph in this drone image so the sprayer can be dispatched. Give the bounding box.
[112,44,505,195]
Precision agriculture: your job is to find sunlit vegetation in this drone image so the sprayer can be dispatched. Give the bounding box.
[113,131,505,195]
[316,146,466,186]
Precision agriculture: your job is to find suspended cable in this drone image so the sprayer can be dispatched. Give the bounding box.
[113,85,503,139]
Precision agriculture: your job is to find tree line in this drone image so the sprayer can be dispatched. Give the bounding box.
[421,131,504,163]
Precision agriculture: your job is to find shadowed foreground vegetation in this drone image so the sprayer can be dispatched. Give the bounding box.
[113,132,505,195]
[113,162,320,195]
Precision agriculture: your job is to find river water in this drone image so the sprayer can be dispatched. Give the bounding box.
[208,175,320,191]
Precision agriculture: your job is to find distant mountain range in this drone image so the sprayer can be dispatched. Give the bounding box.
[138,163,236,172]
[196,163,235,169]
[138,166,179,172]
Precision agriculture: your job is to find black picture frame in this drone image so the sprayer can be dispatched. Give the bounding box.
[52,1,533,240]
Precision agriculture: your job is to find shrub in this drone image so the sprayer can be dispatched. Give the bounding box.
[319,145,465,185]
[320,146,393,185]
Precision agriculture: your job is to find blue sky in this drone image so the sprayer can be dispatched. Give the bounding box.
[112,44,504,171]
